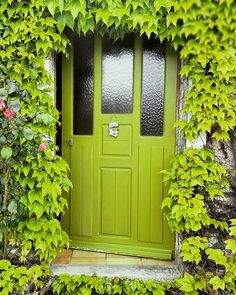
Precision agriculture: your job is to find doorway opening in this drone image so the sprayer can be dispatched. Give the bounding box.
[57,33,178,260]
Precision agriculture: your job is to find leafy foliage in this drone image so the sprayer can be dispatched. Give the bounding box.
[180,236,208,264]
[171,1,236,141]
[162,147,236,293]
[44,0,236,140]
[0,260,51,295]
[162,147,228,232]
[176,272,207,295]
[0,0,235,294]
[0,0,71,264]
[52,273,174,295]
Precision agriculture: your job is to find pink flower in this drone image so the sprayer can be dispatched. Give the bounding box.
[0,99,6,111]
[4,109,15,119]
[39,143,48,151]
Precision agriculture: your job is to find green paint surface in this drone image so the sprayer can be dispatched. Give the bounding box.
[62,35,177,259]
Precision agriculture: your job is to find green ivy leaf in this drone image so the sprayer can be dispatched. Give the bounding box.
[225,239,236,253]
[56,11,74,33]
[8,99,21,111]
[23,128,34,140]
[32,203,45,219]
[46,0,58,16]
[36,39,50,54]
[58,0,65,13]
[0,88,8,99]
[162,197,172,209]
[23,165,31,177]
[36,113,54,125]
[180,65,193,77]
[8,81,18,94]
[154,0,168,11]
[1,147,13,159]
[209,276,225,290]
[28,190,43,204]
[8,200,17,214]
[0,260,11,270]
[206,248,227,266]
[177,273,195,292]
[65,0,86,20]
[0,135,7,144]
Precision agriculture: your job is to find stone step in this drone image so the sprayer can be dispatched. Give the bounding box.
[51,264,181,282]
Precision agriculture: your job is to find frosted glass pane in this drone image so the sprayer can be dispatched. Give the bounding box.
[74,35,94,135]
[141,36,165,136]
[102,36,134,114]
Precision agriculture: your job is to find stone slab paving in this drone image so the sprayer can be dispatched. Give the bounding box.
[53,249,176,266]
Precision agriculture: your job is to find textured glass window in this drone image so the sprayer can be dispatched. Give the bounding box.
[141,36,165,136]
[73,35,94,135]
[102,36,134,114]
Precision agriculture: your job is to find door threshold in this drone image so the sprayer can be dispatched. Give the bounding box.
[69,242,173,260]
[52,249,175,266]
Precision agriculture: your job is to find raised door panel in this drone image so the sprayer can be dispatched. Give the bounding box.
[101,168,131,237]
[102,125,132,156]
[137,146,164,244]
[70,143,94,237]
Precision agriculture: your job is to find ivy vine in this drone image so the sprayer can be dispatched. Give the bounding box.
[0,0,71,265]
[0,0,235,294]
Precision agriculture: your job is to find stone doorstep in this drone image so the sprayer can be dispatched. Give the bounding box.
[51,264,181,282]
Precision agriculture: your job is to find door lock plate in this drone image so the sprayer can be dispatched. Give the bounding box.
[108,122,119,138]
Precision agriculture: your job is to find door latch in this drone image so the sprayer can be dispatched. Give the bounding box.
[67,138,74,147]
[108,122,119,138]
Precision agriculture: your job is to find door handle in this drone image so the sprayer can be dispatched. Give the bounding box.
[67,138,74,147]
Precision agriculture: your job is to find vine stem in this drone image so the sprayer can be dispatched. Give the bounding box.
[2,165,10,259]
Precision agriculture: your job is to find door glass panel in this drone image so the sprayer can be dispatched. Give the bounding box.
[73,35,94,135]
[141,36,165,136]
[102,36,134,114]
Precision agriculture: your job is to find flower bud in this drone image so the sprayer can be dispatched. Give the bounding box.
[4,109,15,119]
[39,143,48,151]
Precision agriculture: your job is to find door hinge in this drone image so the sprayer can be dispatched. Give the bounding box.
[67,138,74,147]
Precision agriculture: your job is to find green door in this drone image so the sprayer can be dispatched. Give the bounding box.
[62,34,177,259]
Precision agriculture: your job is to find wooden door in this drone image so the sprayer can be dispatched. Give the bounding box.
[62,34,177,259]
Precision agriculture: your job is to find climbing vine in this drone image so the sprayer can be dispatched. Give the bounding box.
[0,0,71,268]
[0,0,235,294]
